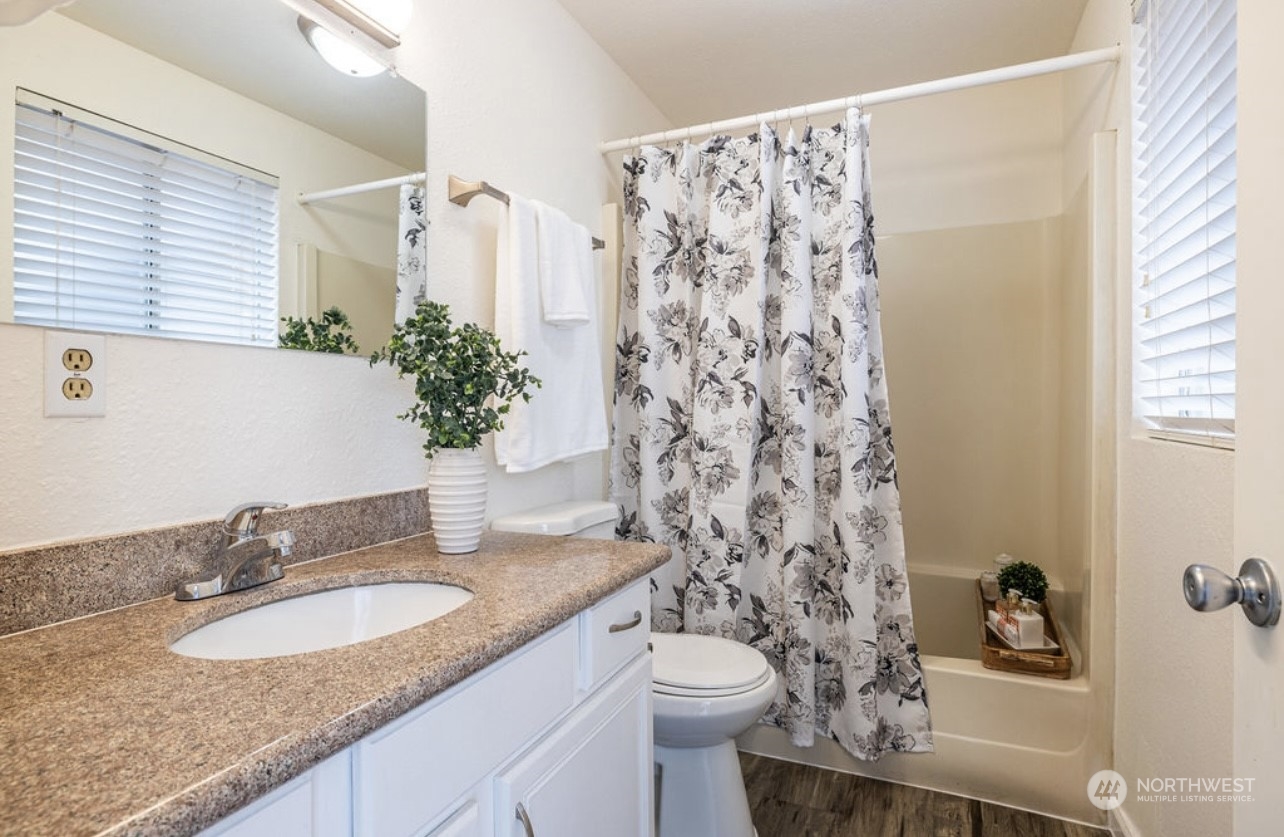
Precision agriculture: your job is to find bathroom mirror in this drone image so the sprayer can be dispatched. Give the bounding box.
[0,0,426,356]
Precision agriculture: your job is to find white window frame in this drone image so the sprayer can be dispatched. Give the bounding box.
[1130,0,1237,449]
[12,89,280,347]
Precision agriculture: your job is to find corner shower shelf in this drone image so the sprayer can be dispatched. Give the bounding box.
[975,582,1072,680]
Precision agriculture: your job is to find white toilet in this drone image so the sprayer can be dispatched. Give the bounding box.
[649,632,776,837]
[490,501,777,837]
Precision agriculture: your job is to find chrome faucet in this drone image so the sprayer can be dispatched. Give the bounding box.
[175,502,296,601]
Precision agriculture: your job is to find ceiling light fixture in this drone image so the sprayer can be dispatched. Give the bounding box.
[295,0,413,79]
[298,16,387,77]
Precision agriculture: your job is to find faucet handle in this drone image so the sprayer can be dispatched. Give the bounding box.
[223,501,288,539]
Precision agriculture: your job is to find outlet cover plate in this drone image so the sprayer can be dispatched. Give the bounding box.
[45,331,106,418]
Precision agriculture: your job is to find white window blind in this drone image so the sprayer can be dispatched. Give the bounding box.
[1132,0,1237,445]
[13,91,280,347]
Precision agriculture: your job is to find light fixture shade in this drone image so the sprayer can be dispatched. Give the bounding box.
[299,17,386,77]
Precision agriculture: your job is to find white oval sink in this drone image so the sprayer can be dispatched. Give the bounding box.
[170,582,474,660]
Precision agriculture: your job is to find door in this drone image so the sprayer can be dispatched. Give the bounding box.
[1233,2,1284,834]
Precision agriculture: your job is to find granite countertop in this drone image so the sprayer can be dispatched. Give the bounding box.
[0,531,669,837]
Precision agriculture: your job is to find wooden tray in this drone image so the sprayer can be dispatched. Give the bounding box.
[975,581,1072,679]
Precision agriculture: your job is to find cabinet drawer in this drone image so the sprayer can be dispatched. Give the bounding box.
[354,622,576,837]
[579,579,650,692]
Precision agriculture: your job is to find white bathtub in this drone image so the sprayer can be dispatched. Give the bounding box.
[738,565,1108,825]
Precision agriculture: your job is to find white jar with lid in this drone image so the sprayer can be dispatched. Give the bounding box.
[980,571,1000,602]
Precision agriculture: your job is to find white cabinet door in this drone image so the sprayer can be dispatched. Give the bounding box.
[495,655,653,837]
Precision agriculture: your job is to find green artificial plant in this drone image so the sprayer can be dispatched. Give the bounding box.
[371,301,539,457]
[279,306,361,354]
[997,560,1049,603]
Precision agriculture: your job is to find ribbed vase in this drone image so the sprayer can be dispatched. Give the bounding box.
[426,448,487,554]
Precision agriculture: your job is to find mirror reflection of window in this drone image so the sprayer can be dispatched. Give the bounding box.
[0,0,427,356]
[13,90,280,347]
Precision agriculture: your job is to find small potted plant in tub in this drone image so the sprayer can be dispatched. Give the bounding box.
[997,560,1049,604]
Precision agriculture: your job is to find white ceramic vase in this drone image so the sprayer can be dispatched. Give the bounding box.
[426,448,487,554]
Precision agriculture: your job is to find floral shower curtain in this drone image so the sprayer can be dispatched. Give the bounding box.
[394,183,427,323]
[610,109,932,760]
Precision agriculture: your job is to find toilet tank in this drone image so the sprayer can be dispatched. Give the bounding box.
[490,500,618,539]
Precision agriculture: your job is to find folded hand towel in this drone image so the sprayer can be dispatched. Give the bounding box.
[495,195,608,473]
[531,199,592,328]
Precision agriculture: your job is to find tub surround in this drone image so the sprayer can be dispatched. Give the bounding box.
[0,487,432,635]
[0,530,669,836]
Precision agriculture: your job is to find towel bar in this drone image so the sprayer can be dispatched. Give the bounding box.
[448,175,605,250]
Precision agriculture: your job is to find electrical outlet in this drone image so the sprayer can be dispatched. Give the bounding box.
[45,331,106,418]
[61,378,94,400]
[62,348,94,372]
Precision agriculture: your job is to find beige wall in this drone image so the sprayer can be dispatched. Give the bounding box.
[871,73,1088,617]
[1059,177,1092,655]
[0,0,668,549]
[871,75,1063,235]
[0,12,408,324]
[879,219,1065,587]
[1063,2,1236,837]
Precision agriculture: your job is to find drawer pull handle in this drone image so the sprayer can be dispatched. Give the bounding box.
[516,802,536,837]
[609,610,643,633]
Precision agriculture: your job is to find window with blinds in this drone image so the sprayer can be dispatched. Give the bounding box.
[1131,0,1237,445]
[12,91,280,347]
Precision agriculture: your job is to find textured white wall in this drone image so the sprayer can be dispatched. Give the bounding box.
[0,0,668,550]
[0,326,426,547]
[1064,2,1236,836]
[394,0,669,522]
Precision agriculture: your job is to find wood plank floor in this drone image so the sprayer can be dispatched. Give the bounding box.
[739,753,1110,837]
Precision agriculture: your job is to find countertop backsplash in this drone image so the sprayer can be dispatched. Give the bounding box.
[0,487,430,636]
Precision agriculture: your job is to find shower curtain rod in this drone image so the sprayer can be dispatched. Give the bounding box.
[599,44,1121,153]
[297,171,426,204]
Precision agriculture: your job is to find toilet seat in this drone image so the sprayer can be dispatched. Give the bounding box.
[652,668,774,698]
[650,632,773,698]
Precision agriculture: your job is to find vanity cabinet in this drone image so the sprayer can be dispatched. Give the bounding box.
[200,579,652,837]
[197,751,351,837]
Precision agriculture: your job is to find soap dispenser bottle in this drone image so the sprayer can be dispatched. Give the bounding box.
[995,590,1022,645]
[1012,598,1045,649]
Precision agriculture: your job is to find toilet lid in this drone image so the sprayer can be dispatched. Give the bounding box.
[650,632,771,692]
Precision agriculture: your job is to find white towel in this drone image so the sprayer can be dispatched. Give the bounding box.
[494,195,608,473]
[531,199,593,328]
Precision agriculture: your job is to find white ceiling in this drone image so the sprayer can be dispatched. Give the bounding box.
[57,0,425,170]
[554,0,1090,128]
